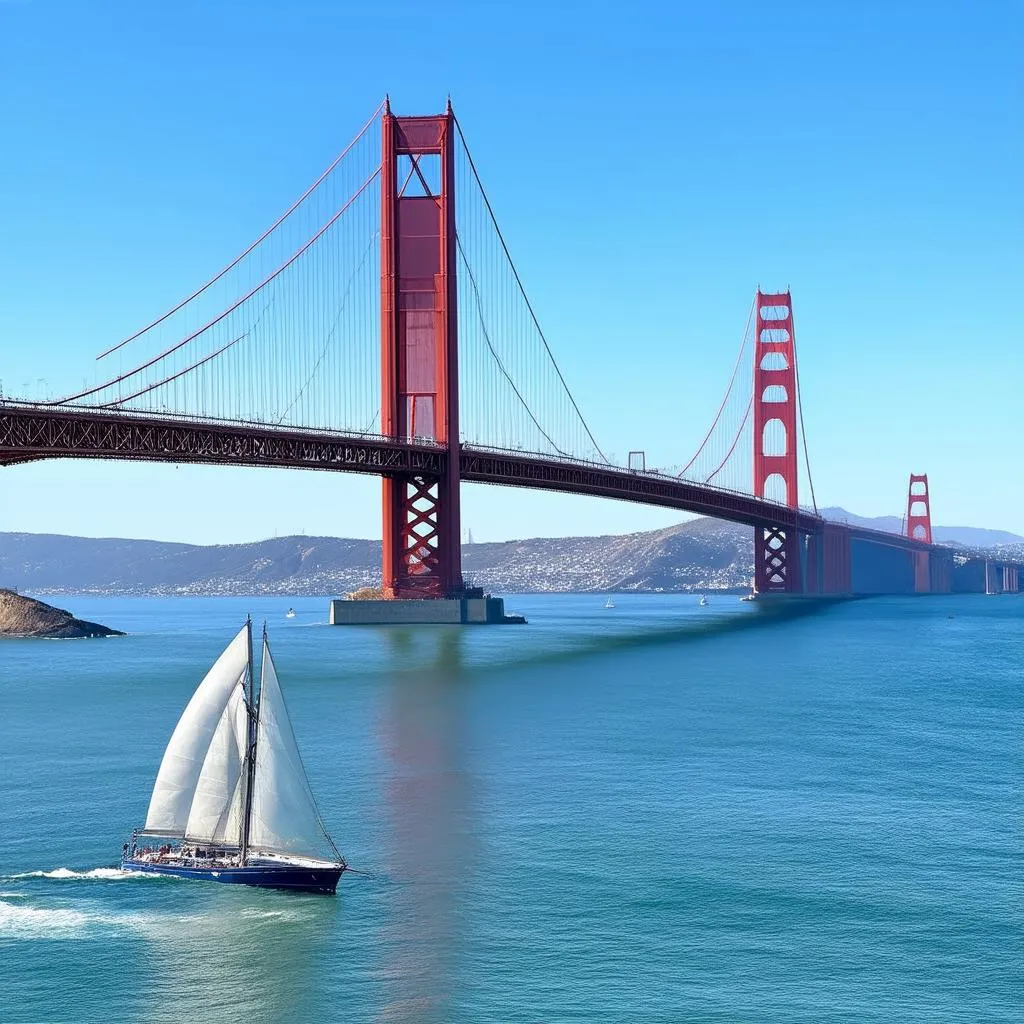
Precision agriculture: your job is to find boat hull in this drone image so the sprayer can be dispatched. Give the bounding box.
[122,858,343,895]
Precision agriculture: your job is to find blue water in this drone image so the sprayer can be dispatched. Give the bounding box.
[0,594,1020,1022]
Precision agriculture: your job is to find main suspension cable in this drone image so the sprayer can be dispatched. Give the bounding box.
[55,165,381,405]
[97,332,247,408]
[274,232,379,425]
[704,396,752,485]
[678,295,755,477]
[98,99,386,361]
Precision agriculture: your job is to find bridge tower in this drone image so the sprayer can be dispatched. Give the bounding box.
[906,473,933,592]
[752,290,801,592]
[380,99,463,599]
[905,474,932,543]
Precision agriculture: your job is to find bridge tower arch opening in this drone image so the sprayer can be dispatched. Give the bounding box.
[752,290,801,593]
[380,100,463,599]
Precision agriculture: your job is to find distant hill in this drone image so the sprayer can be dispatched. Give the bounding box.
[0,521,753,596]
[0,508,1018,597]
[463,517,752,594]
[0,532,381,597]
[819,508,1023,548]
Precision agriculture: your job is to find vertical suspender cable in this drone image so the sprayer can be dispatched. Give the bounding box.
[454,116,608,464]
[793,337,818,513]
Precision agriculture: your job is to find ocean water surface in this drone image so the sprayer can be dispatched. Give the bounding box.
[0,593,1020,1022]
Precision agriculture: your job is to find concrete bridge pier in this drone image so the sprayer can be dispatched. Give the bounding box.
[1003,565,1020,594]
[983,561,1022,595]
[798,523,852,596]
[927,548,954,594]
[788,524,955,597]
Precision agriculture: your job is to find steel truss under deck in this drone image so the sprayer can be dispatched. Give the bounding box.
[1,404,940,568]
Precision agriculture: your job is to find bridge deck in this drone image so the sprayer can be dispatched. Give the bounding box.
[0,402,937,553]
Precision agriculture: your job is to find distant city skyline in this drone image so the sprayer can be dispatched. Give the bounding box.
[1,1,1020,542]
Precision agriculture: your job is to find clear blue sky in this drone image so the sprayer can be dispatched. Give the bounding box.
[1,0,1021,543]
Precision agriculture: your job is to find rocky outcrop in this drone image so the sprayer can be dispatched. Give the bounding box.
[0,590,124,638]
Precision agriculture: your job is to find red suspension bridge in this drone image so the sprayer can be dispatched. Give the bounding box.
[1,100,1017,598]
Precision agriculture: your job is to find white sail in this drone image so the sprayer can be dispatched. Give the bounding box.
[248,637,334,859]
[143,626,250,837]
[184,683,249,844]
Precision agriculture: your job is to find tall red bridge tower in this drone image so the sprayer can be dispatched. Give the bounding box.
[380,100,463,599]
[905,474,933,544]
[906,473,934,592]
[752,289,801,592]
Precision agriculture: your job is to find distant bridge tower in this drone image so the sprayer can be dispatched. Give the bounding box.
[906,473,933,593]
[752,290,801,592]
[380,100,463,598]
[905,474,933,543]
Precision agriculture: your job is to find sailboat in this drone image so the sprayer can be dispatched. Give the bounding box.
[698,595,708,606]
[604,597,615,609]
[121,620,346,895]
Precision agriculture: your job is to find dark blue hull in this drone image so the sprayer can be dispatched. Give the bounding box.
[122,858,343,895]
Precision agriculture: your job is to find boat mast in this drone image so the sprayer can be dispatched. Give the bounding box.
[239,616,259,865]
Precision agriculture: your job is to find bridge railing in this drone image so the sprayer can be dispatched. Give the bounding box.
[2,398,820,521]
[3,399,859,539]
[0,398,447,451]
[459,442,812,518]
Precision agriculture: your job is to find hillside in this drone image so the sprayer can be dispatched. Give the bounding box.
[464,518,751,593]
[0,533,381,596]
[0,520,753,596]
[0,509,1018,597]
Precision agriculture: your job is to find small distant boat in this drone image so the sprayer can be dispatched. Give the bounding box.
[698,595,708,606]
[604,597,615,609]
[121,621,346,895]
[285,608,296,619]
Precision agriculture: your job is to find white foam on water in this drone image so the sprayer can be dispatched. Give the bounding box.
[0,898,164,940]
[0,900,91,937]
[7,867,162,881]
[238,907,304,923]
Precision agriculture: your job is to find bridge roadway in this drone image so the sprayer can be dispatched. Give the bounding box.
[0,401,935,556]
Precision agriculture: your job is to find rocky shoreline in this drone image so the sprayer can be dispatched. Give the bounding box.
[0,589,124,639]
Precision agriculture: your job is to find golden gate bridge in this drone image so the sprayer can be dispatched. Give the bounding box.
[1,100,1019,599]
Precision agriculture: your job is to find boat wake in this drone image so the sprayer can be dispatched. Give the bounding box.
[1,900,94,937]
[237,906,313,923]
[0,898,156,939]
[6,867,168,881]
